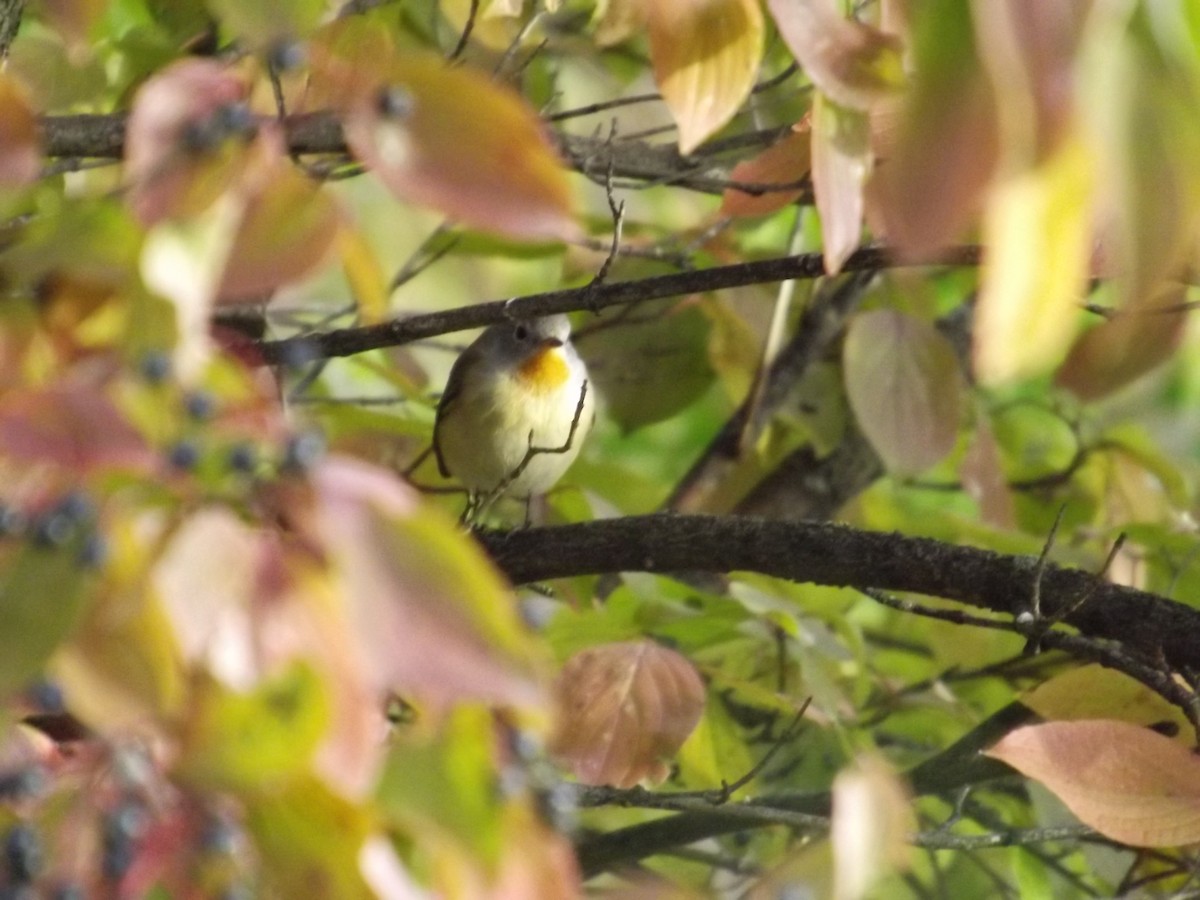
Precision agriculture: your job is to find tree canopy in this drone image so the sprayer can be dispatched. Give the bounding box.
[0,0,1199,897]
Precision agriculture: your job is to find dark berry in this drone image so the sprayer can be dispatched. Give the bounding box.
[281,431,325,473]
[214,103,256,140]
[137,352,172,384]
[376,85,414,119]
[48,884,84,900]
[54,492,94,524]
[267,40,306,72]
[182,391,216,421]
[0,768,44,801]
[167,441,201,471]
[76,533,108,570]
[0,505,27,537]
[31,512,75,548]
[226,444,257,474]
[101,805,144,881]
[26,680,64,714]
[200,817,238,856]
[5,823,42,883]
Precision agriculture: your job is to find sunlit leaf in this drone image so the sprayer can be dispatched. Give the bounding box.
[843,309,962,476]
[766,0,904,110]
[206,0,325,45]
[986,720,1200,847]
[1023,665,1193,740]
[0,74,41,187]
[577,299,714,432]
[867,0,998,257]
[645,0,765,154]
[315,22,578,242]
[178,663,330,791]
[831,755,913,900]
[245,774,377,899]
[975,133,1094,384]
[720,121,811,218]
[0,383,155,474]
[812,92,871,273]
[337,225,390,325]
[1055,284,1187,401]
[549,640,706,787]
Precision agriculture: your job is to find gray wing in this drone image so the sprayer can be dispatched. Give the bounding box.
[432,342,482,478]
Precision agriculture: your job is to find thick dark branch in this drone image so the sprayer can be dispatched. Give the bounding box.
[254,246,982,363]
[479,515,1200,676]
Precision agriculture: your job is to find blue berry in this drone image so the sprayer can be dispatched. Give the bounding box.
[281,431,325,473]
[137,352,172,384]
[77,533,108,570]
[167,441,201,471]
[226,444,257,474]
[182,391,216,421]
[5,823,42,883]
[0,505,27,536]
[26,680,64,714]
[31,512,75,548]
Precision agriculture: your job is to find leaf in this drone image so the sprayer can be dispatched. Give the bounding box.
[548,640,706,788]
[766,0,904,110]
[720,121,811,218]
[866,0,998,257]
[0,383,155,475]
[1023,665,1193,740]
[124,58,251,225]
[645,0,765,154]
[178,663,330,791]
[313,456,545,710]
[843,309,962,476]
[831,755,913,900]
[215,144,343,302]
[316,23,578,242]
[577,299,715,432]
[812,92,871,273]
[0,74,41,187]
[206,0,325,45]
[1055,284,1187,401]
[974,132,1094,384]
[985,720,1200,847]
[0,536,95,694]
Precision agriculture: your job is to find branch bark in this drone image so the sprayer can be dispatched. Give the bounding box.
[479,514,1200,676]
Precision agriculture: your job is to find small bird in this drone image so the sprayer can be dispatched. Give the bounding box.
[433,315,594,518]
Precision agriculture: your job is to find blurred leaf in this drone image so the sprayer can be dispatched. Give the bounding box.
[843,309,962,476]
[206,0,324,45]
[867,0,998,257]
[720,120,811,218]
[644,0,765,154]
[1023,665,1192,741]
[216,145,343,302]
[812,92,870,273]
[316,22,578,242]
[578,299,714,432]
[337,225,389,325]
[0,383,156,474]
[831,755,912,900]
[549,640,706,787]
[766,0,904,110]
[0,74,41,187]
[986,720,1200,847]
[0,538,94,694]
[245,774,377,900]
[960,420,1016,529]
[1055,284,1187,401]
[313,457,545,709]
[124,57,250,225]
[676,691,757,792]
[974,133,1093,384]
[178,663,330,791]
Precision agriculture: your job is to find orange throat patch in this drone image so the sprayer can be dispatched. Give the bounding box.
[516,345,571,393]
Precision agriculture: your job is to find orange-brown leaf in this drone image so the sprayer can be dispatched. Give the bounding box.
[0,74,40,187]
[985,720,1200,847]
[549,640,706,788]
[720,121,811,218]
[646,0,765,154]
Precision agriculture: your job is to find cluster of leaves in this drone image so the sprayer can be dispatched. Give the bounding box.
[0,0,1198,897]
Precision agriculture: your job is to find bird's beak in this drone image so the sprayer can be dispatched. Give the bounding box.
[540,337,564,349]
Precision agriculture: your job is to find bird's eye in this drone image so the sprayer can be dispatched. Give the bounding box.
[514,324,529,341]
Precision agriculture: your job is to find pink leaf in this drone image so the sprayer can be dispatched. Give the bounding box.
[549,640,706,788]
[812,91,871,273]
[843,309,962,476]
[986,720,1200,847]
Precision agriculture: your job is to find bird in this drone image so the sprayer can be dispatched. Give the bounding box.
[433,314,594,519]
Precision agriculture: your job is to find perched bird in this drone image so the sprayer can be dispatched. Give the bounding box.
[433,315,594,517]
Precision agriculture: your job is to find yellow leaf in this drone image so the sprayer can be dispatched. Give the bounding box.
[645,0,765,154]
[337,226,389,326]
[975,133,1094,384]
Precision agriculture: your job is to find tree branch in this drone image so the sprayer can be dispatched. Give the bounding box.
[252,246,982,364]
[479,515,1200,676]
